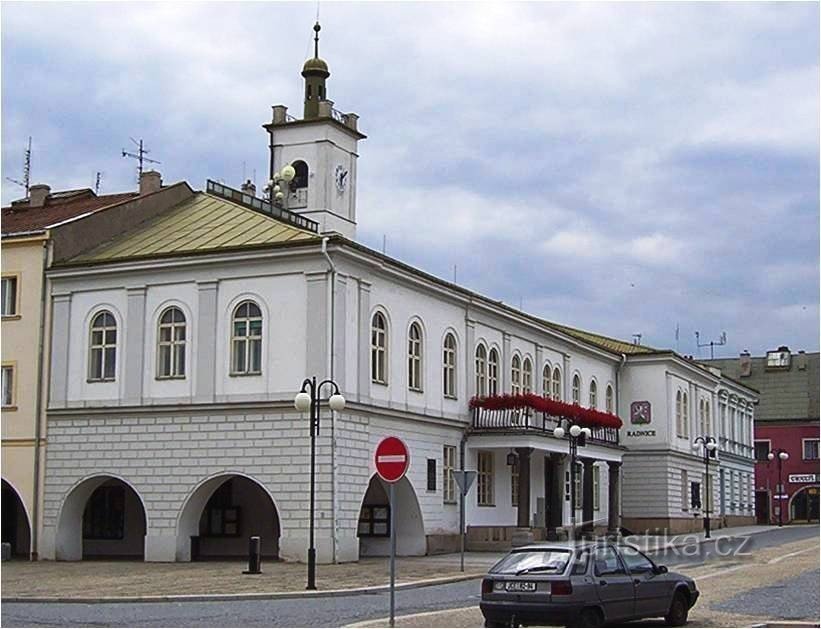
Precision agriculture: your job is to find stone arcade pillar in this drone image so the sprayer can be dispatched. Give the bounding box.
[511,447,534,546]
[582,458,595,536]
[545,454,564,540]
[607,461,621,537]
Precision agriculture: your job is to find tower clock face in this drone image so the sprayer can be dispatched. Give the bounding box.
[334,165,348,192]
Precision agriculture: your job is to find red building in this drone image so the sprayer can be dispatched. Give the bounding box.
[704,347,819,524]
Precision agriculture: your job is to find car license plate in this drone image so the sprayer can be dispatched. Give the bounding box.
[505,581,536,592]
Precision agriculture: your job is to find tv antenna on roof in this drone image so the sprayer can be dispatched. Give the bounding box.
[94,171,103,195]
[695,330,727,359]
[632,333,643,345]
[122,137,160,180]
[6,136,32,196]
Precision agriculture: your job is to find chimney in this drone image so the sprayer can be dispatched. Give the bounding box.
[241,179,257,197]
[139,170,162,196]
[797,350,807,371]
[28,184,50,207]
[739,350,752,377]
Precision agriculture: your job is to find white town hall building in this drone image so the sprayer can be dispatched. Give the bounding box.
[36,25,758,563]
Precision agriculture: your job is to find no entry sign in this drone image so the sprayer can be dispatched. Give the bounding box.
[374,436,410,483]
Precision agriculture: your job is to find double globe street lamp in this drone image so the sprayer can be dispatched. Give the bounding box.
[294,377,345,590]
[552,420,592,534]
[693,436,718,539]
[263,163,296,207]
[767,449,790,527]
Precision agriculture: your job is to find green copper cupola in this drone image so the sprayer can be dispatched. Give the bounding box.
[302,22,330,119]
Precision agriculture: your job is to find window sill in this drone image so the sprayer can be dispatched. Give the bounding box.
[87,379,116,384]
[1,314,21,321]
[444,395,458,401]
[1,405,17,411]
[443,500,457,505]
[409,387,424,394]
[477,503,496,508]
[156,376,187,381]
[229,372,263,377]
[372,380,388,386]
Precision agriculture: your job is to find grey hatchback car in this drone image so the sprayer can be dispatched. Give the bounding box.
[480,541,699,627]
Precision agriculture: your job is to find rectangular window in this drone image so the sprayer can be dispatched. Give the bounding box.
[681,470,689,511]
[690,481,701,510]
[427,459,436,492]
[206,506,241,536]
[702,473,713,511]
[803,439,819,460]
[573,462,582,510]
[83,485,125,540]
[593,465,600,511]
[1,364,14,408]
[443,445,457,504]
[1,276,18,317]
[511,458,519,507]
[477,451,494,506]
[357,505,390,537]
[754,440,770,461]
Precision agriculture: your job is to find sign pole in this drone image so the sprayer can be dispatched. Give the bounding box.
[389,481,396,628]
[459,482,465,573]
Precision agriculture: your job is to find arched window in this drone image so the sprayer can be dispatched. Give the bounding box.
[682,392,689,438]
[291,160,309,189]
[488,348,499,396]
[231,301,262,375]
[475,345,487,397]
[605,384,614,414]
[371,312,388,384]
[408,322,423,391]
[89,310,117,381]
[572,374,581,404]
[542,364,551,398]
[552,367,561,400]
[589,379,598,409]
[157,307,186,379]
[676,391,683,437]
[443,333,457,399]
[511,355,522,395]
[522,358,533,394]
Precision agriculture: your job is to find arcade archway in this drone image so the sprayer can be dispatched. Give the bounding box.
[790,485,819,522]
[176,474,280,561]
[357,474,425,557]
[55,475,146,560]
[1,479,31,559]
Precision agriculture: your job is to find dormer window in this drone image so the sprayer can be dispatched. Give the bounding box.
[766,348,791,369]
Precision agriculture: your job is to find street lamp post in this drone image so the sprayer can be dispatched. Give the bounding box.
[767,449,790,527]
[552,420,591,537]
[294,377,346,590]
[693,436,717,539]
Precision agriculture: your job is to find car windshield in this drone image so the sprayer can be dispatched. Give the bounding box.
[490,549,572,575]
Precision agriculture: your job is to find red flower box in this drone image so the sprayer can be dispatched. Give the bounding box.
[469,393,623,429]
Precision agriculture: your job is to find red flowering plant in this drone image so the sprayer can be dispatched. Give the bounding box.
[469,393,622,429]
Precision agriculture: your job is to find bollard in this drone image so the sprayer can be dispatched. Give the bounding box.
[243,536,262,574]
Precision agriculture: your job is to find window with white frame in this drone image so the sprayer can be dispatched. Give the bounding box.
[443,333,457,398]
[88,310,117,382]
[675,391,683,437]
[231,301,262,375]
[157,307,186,379]
[804,439,819,460]
[443,445,457,503]
[371,312,387,384]
[475,345,487,397]
[605,384,614,414]
[552,367,561,400]
[510,456,519,506]
[589,379,597,409]
[705,400,711,436]
[511,355,521,395]
[488,349,499,395]
[681,392,689,438]
[407,322,423,391]
[1,276,18,317]
[477,451,494,506]
[681,469,688,511]
[522,358,533,394]
[542,364,551,398]
[573,462,582,509]
[1,364,14,407]
[572,374,581,404]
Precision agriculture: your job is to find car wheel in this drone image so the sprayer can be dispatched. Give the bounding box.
[483,619,506,628]
[577,607,604,628]
[665,591,689,627]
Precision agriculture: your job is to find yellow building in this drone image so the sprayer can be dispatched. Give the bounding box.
[1,176,193,558]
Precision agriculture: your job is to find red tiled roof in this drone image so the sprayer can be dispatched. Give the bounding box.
[2,191,138,236]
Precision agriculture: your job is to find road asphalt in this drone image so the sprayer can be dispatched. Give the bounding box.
[2,525,818,628]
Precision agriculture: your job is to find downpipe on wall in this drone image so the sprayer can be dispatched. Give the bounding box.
[322,237,339,562]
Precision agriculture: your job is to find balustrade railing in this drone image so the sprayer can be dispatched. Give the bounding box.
[470,407,620,446]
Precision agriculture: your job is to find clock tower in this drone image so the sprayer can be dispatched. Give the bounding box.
[263,22,365,239]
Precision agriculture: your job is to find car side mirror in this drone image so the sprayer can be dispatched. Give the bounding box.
[654,565,668,574]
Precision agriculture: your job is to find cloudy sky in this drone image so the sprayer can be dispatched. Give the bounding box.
[2,2,818,357]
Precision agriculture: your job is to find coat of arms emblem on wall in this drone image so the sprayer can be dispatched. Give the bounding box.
[630,401,651,424]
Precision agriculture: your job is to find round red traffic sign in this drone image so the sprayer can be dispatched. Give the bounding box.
[374,436,410,483]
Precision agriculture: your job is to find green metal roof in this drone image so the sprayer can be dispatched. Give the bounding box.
[546,322,659,355]
[70,192,317,263]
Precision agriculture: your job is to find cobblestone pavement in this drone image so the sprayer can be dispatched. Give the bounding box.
[354,535,821,627]
[1,553,498,598]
